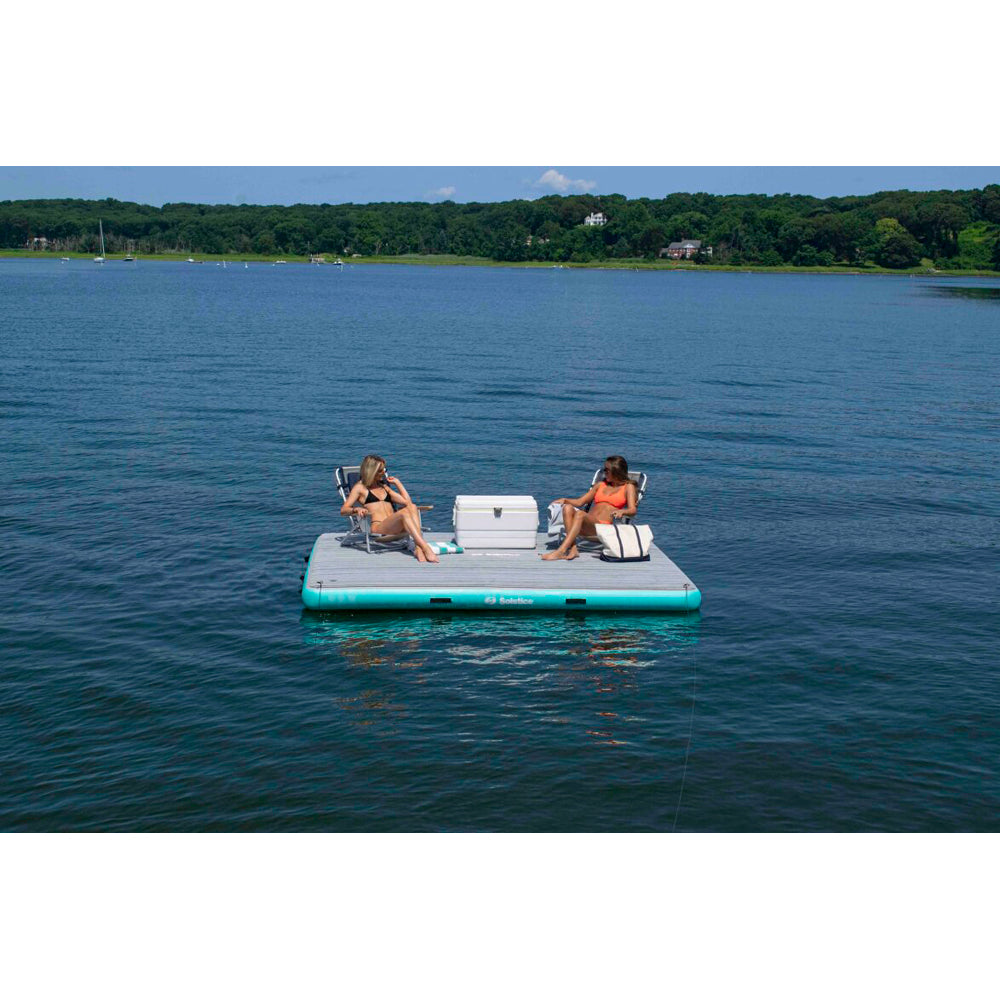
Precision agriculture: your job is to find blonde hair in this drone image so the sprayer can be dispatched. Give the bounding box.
[359,454,386,488]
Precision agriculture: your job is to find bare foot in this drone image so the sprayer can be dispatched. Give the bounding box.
[415,546,427,562]
[565,546,579,560]
[541,549,568,560]
[421,544,440,563]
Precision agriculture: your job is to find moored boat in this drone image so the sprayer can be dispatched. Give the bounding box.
[94,219,106,263]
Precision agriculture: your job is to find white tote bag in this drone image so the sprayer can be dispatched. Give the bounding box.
[594,522,654,562]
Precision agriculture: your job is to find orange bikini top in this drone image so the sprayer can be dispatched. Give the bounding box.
[593,481,629,508]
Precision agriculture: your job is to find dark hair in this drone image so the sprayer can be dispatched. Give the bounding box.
[604,455,630,485]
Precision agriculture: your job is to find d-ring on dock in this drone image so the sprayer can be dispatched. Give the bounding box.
[301,533,701,612]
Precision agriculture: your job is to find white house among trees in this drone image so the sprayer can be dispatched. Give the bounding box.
[583,212,608,226]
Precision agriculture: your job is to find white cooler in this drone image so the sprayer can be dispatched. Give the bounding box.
[453,495,539,549]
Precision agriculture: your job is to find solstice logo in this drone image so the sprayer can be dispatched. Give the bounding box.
[483,595,534,606]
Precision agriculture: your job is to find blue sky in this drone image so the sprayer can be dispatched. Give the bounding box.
[2,166,998,206]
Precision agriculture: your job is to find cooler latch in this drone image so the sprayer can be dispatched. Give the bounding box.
[493,507,502,518]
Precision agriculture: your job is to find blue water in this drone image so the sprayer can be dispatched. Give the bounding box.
[2,259,998,831]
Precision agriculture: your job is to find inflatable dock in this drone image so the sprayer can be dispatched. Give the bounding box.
[301,532,701,612]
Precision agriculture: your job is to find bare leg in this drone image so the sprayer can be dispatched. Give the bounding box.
[542,504,587,560]
[562,505,582,559]
[403,510,439,563]
[373,505,439,563]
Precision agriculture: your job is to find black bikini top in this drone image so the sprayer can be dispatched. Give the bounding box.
[364,486,392,505]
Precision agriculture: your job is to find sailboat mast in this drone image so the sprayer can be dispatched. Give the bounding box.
[99,219,105,257]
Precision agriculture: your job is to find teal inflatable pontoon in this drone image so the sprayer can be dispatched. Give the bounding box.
[302,532,700,613]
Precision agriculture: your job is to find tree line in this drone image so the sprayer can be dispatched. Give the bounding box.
[3,186,1000,269]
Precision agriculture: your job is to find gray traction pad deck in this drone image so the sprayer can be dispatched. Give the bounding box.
[305,532,697,593]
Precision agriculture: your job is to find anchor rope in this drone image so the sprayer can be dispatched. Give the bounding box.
[671,642,698,833]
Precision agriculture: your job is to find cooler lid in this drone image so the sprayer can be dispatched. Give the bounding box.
[454,494,538,511]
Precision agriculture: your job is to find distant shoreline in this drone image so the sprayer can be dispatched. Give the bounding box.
[3,250,999,278]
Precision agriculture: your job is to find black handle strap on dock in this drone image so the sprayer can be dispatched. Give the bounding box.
[600,521,650,563]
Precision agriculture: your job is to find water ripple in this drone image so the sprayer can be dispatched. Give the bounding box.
[1,261,998,830]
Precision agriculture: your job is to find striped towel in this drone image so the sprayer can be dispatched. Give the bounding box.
[428,541,464,555]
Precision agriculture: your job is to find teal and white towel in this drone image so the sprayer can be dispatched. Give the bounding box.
[428,541,464,555]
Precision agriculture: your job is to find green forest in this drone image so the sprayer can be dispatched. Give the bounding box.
[3,186,1000,269]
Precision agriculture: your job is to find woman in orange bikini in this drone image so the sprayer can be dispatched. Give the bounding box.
[542,455,638,561]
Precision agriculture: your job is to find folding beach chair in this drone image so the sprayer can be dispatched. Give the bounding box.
[552,468,649,550]
[335,465,432,554]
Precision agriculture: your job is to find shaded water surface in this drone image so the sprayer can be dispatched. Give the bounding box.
[925,284,1000,301]
[2,262,998,830]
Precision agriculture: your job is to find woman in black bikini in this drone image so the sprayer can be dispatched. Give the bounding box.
[340,453,439,563]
